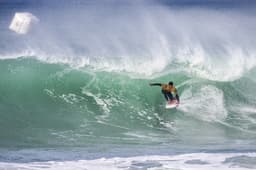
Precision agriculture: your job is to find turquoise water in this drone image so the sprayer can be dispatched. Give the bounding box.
[1,1,256,169]
[1,58,256,150]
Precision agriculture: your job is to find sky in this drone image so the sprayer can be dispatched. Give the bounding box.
[0,0,255,7]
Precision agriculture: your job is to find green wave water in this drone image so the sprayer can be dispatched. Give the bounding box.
[1,57,256,149]
[1,1,256,169]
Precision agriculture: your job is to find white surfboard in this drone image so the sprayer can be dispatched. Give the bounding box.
[165,100,179,109]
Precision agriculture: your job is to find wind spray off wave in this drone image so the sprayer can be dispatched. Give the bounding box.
[1,1,256,80]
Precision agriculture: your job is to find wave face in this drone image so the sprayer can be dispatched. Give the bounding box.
[0,0,256,150]
[0,58,256,148]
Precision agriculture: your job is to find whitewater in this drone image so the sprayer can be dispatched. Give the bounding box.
[1,0,256,169]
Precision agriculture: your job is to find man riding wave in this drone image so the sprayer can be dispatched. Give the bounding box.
[149,81,180,104]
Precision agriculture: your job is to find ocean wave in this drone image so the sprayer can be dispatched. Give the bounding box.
[0,58,256,147]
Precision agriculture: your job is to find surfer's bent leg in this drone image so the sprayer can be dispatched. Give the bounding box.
[166,92,174,101]
[162,90,171,101]
[175,94,180,103]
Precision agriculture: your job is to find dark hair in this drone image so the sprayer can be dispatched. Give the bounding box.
[168,81,173,85]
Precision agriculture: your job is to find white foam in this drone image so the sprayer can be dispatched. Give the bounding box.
[182,47,256,81]
[228,104,256,132]
[82,90,111,118]
[1,152,256,170]
[179,85,227,122]
[231,105,256,115]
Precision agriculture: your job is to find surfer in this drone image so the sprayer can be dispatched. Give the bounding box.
[149,81,180,103]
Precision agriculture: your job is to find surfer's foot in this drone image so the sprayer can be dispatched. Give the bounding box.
[168,99,178,104]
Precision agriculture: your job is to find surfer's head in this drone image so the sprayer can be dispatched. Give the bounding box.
[168,81,173,86]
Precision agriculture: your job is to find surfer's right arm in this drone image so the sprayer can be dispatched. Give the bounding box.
[149,83,162,86]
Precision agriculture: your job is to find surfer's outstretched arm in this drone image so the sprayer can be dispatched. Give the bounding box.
[149,83,162,86]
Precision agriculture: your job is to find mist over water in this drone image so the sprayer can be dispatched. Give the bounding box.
[1,0,256,80]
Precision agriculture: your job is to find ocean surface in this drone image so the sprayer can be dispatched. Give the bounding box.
[1,0,256,169]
